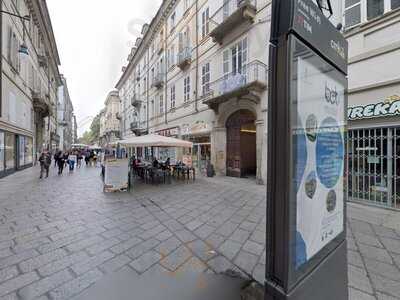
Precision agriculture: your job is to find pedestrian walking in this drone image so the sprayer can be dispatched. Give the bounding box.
[39,151,51,179]
[53,151,59,167]
[68,152,76,171]
[56,151,65,175]
[85,151,90,166]
[77,151,83,168]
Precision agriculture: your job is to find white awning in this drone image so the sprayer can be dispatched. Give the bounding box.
[113,134,193,148]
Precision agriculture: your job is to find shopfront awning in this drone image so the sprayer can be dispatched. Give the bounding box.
[112,134,193,148]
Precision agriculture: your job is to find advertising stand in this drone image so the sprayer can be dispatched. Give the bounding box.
[266,1,348,299]
[103,158,129,192]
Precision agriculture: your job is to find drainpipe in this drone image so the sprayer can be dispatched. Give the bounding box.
[194,0,199,113]
[146,50,150,133]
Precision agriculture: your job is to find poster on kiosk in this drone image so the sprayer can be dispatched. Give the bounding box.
[266,0,348,299]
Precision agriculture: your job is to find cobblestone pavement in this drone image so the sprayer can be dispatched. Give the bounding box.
[0,166,399,299]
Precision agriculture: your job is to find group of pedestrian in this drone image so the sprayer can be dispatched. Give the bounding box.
[84,150,98,167]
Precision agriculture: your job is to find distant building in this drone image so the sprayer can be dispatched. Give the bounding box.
[344,0,400,209]
[57,75,74,150]
[99,90,121,147]
[1,0,62,178]
[72,115,78,144]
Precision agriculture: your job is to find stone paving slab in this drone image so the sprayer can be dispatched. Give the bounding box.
[0,166,399,299]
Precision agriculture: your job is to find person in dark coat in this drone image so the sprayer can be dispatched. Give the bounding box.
[57,151,65,175]
[39,151,51,179]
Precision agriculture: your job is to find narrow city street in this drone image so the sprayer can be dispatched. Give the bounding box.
[0,166,399,299]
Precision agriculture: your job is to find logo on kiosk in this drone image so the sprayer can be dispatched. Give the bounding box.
[330,40,346,59]
[325,83,339,106]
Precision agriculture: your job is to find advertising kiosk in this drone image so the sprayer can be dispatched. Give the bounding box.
[266,1,348,299]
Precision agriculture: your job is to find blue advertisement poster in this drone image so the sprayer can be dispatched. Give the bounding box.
[294,54,345,269]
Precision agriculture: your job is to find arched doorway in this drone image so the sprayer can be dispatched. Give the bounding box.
[226,109,257,178]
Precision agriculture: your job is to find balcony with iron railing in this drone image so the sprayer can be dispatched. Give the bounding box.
[157,40,165,54]
[131,94,142,108]
[209,0,257,44]
[177,47,192,70]
[151,73,164,89]
[31,90,50,117]
[202,60,267,111]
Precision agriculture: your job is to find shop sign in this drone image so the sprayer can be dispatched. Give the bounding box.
[348,95,400,120]
[156,127,179,137]
[182,121,209,135]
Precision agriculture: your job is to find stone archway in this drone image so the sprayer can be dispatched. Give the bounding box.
[226,109,257,178]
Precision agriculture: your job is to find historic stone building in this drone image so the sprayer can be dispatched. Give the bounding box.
[115,0,343,183]
[1,0,62,177]
[57,75,74,151]
[99,90,121,147]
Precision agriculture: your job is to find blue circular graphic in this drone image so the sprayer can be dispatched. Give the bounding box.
[294,116,308,193]
[316,117,344,189]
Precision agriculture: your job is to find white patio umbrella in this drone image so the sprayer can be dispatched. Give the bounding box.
[116,134,193,148]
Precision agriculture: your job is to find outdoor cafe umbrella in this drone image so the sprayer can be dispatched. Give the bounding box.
[114,134,193,148]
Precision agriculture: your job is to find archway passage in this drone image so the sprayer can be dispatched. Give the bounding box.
[226,109,257,178]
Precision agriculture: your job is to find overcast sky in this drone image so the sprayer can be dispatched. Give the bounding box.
[47,0,162,136]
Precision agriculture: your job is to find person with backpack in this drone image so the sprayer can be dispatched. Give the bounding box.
[39,150,51,179]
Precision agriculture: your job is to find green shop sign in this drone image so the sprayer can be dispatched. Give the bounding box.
[348,95,400,120]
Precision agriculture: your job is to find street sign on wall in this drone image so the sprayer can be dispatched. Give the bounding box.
[266,0,348,299]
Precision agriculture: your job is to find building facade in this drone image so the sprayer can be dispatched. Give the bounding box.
[99,90,121,147]
[116,0,342,183]
[1,0,62,178]
[345,0,400,209]
[57,75,74,151]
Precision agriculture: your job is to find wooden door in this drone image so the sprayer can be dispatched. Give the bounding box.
[226,110,255,177]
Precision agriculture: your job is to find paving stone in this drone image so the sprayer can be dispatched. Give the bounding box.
[243,240,264,256]
[185,220,204,231]
[249,230,265,244]
[358,244,393,264]
[126,238,160,259]
[49,269,103,300]
[38,251,90,277]
[155,237,182,257]
[18,269,73,299]
[234,250,259,274]
[129,251,162,273]
[0,272,39,297]
[205,233,226,249]
[370,273,400,298]
[194,224,216,239]
[348,265,373,294]
[239,221,258,232]
[0,242,14,252]
[175,257,208,274]
[49,226,87,242]
[138,225,166,240]
[207,256,241,274]
[154,230,173,242]
[160,245,192,271]
[350,220,375,236]
[186,240,217,261]
[215,222,239,237]
[348,250,364,268]
[230,228,251,243]
[372,225,400,240]
[37,232,92,254]
[380,238,400,255]
[86,238,121,256]
[110,237,142,254]
[218,239,242,260]
[376,292,400,300]
[19,248,68,273]
[364,259,400,281]
[71,251,115,275]
[252,264,265,284]
[0,267,19,283]
[354,231,383,248]
[0,249,39,269]
[348,288,376,300]
[99,254,131,274]
[174,229,197,243]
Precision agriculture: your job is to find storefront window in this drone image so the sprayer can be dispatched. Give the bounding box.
[25,137,33,165]
[19,136,25,167]
[5,133,15,170]
[0,132,4,172]
[393,0,400,9]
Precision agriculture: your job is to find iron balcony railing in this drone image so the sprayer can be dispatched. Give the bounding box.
[151,73,164,89]
[202,60,267,99]
[177,47,192,69]
[130,121,140,131]
[131,94,142,108]
[209,0,257,43]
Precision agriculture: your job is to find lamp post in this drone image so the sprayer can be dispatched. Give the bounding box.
[0,0,30,118]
